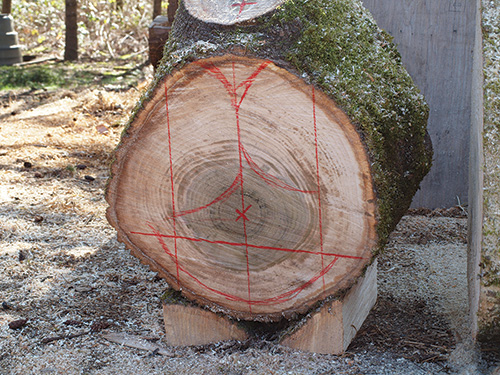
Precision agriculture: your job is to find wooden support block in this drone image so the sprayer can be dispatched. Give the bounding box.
[280,260,377,354]
[163,304,248,346]
[161,260,376,351]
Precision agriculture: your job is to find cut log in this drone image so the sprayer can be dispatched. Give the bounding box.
[184,0,285,25]
[106,0,432,322]
[109,54,376,320]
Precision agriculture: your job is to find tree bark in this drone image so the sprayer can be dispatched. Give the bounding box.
[2,0,12,14]
[167,0,178,24]
[106,0,432,322]
[64,0,78,61]
[153,0,162,19]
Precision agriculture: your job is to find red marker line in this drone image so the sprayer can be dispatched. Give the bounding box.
[312,86,325,291]
[242,146,317,194]
[168,173,241,220]
[232,0,257,16]
[131,230,364,260]
[146,224,340,306]
[164,81,180,285]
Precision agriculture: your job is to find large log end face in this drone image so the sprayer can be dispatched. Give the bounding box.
[106,55,378,321]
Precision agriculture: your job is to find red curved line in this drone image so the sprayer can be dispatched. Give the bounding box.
[250,257,339,305]
[131,231,365,260]
[194,60,271,110]
[241,147,317,194]
[171,173,241,219]
[146,224,342,306]
[235,61,271,108]
[148,224,247,302]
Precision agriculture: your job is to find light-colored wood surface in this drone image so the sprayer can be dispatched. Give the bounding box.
[280,260,377,354]
[280,301,344,354]
[341,259,378,349]
[468,0,483,341]
[107,55,377,321]
[184,0,286,25]
[361,0,477,208]
[163,304,248,346]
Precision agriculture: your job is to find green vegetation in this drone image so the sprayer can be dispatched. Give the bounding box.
[0,60,149,90]
[0,65,65,89]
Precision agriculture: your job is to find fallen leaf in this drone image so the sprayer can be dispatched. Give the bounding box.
[96,124,110,135]
[9,319,28,330]
[102,332,174,356]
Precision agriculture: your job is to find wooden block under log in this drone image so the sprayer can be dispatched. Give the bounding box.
[163,304,248,346]
[161,260,376,351]
[280,259,377,354]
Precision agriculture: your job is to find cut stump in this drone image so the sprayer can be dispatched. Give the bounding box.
[184,0,286,25]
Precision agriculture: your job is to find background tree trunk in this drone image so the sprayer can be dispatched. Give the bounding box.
[2,0,12,14]
[116,0,123,12]
[167,0,178,23]
[64,0,78,61]
[153,0,162,19]
[107,0,432,322]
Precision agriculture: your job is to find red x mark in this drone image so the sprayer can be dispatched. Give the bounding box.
[232,0,257,15]
[235,205,252,222]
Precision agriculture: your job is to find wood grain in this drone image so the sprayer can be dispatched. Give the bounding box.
[280,260,377,354]
[163,304,248,346]
[184,0,286,25]
[107,55,377,321]
[361,0,476,208]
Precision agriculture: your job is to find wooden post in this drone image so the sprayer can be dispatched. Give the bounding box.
[64,0,78,61]
[473,0,500,345]
[2,0,12,14]
[148,15,170,69]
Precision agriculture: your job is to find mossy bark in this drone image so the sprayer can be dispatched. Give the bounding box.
[126,0,432,253]
[479,0,500,344]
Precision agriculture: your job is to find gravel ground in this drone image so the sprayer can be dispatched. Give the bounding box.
[0,83,498,374]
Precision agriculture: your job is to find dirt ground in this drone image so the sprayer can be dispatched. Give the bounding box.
[0,75,498,374]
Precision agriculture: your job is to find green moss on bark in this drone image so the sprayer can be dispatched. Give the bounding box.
[119,0,432,253]
[480,0,500,340]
